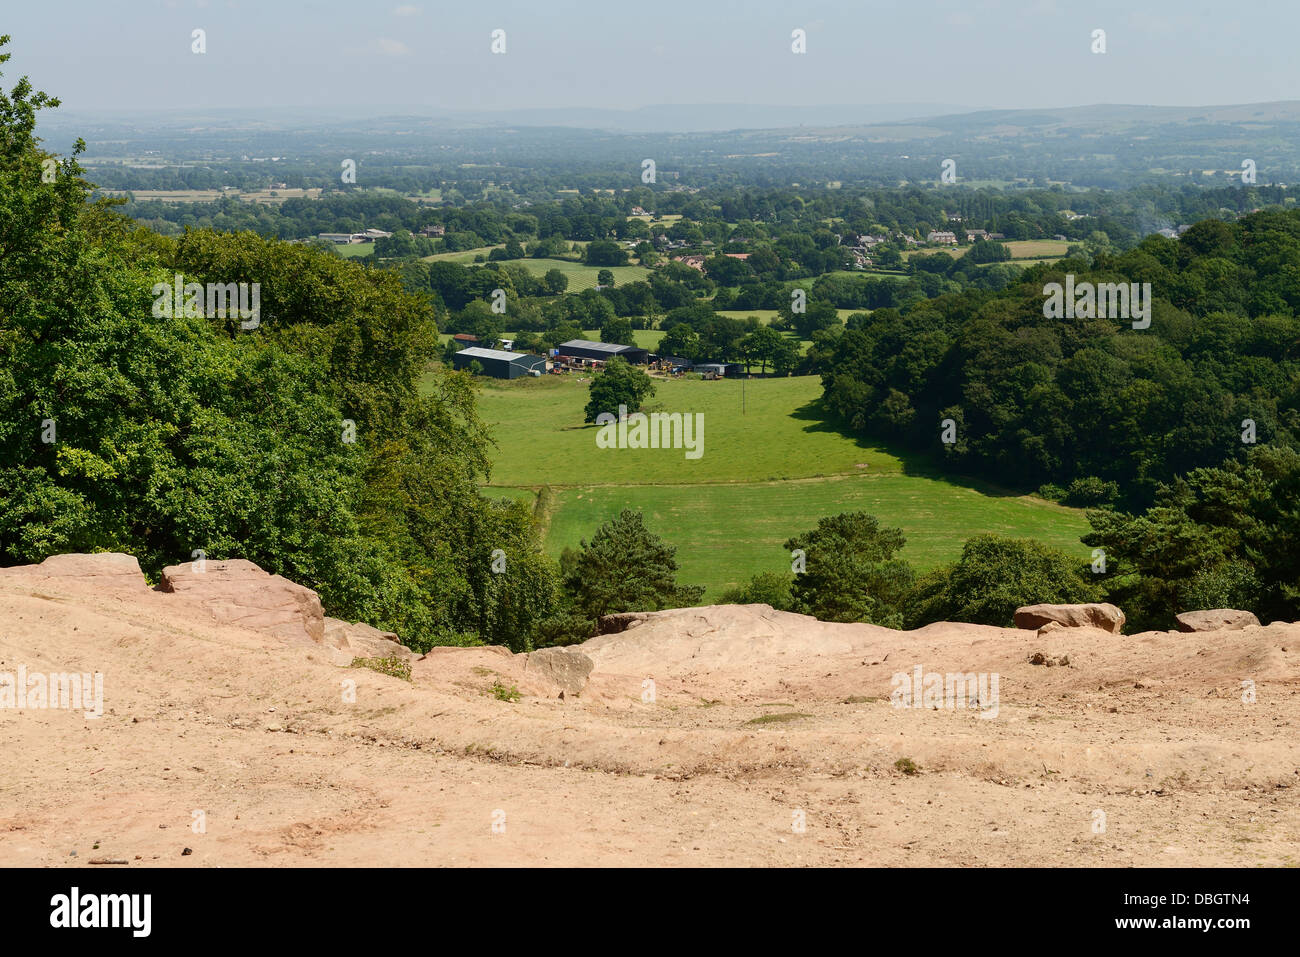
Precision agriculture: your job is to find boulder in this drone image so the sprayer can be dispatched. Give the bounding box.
[1175,609,1260,633]
[157,559,324,644]
[324,617,417,662]
[0,552,150,596]
[524,646,595,695]
[1014,602,1125,634]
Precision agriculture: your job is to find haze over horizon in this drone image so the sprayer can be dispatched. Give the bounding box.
[5,0,1294,119]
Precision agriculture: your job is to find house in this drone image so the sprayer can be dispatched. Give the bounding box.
[419,224,446,237]
[630,206,648,216]
[452,333,480,347]
[926,231,958,245]
[451,347,546,379]
[965,229,989,242]
[672,255,707,271]
[317,233,358,244]
[723,252,751,260]
[988,233,1006,241]
[356,228,393,242]
[556,339,650,365]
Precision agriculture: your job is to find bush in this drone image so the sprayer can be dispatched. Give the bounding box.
[1064,476,1119,507]
[905,535,1101,628]
[718,571,794,610]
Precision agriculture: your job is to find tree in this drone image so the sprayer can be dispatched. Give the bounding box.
[739,324,784,374]
[1084,446,1300,630]
[583,356,655,422]
[584,240,628,267]
[785,513,915,626]
[597,268,615,287]
[563,510,704,619]
[0,36,558,653]
[542,268,569,294]
[657,323,702,360]
[600,316,635,346]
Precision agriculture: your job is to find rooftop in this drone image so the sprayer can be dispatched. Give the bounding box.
[557,339,641,354]
[455,347,538,363]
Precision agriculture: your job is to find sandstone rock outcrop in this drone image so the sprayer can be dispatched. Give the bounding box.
[324,617,418,662]
[1013,602,1126,634]
[0,552,151,597]
[1175,609,1260,632]
[157,558,325,644]
[524,646,595,695]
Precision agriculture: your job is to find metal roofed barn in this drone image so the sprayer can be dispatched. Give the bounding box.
[451,346,547,379]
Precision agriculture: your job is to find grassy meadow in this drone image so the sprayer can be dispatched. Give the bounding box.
[469,373,1091,598]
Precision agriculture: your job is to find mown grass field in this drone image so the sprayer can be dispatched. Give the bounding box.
[469,374,1091,598]
[901,238,1072,261]
[512,257,651,291]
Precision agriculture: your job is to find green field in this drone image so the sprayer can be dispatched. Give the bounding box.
[471,374,1090,598]
[336,244,375,259]
[512,257,651,291]
[902,238,1072,261]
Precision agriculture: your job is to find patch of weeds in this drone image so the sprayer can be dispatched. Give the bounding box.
[471,666,495,677]
[490,681,521,703]
[894,757,920,775]
[842,695,879,704]
[350,655,412,681]
[698,698,723,708]
[746,712,812,725]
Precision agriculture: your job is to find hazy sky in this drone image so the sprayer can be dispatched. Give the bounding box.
[3,0,1293,115]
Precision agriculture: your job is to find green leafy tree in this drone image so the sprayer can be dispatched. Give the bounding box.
[600,316,634,346]
[784,513,915,626]
[542,268,569,294]
[564,510,704,619]
[583,356,655,422]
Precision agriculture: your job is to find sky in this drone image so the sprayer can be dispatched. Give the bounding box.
[2,0,1294,118]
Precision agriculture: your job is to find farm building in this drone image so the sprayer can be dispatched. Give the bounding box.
[556,339,650,364]
[451,347,546,379]
[695,362,746,378]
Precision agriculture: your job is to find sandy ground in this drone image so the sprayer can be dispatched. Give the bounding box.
[1,576,1297,867]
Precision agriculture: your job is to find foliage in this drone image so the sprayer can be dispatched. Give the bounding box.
[784,512,915,627]
[0,42,556,653]
[563,510,704,619]
[904,535,1101,628]
[583,356,656,423]
[1084,445,1300,629]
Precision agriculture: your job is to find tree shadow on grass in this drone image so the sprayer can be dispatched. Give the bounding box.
[790,398,1040,501]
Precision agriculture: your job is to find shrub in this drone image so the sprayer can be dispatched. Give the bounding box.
[718,571,794,610]
[905,535,1101,628]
